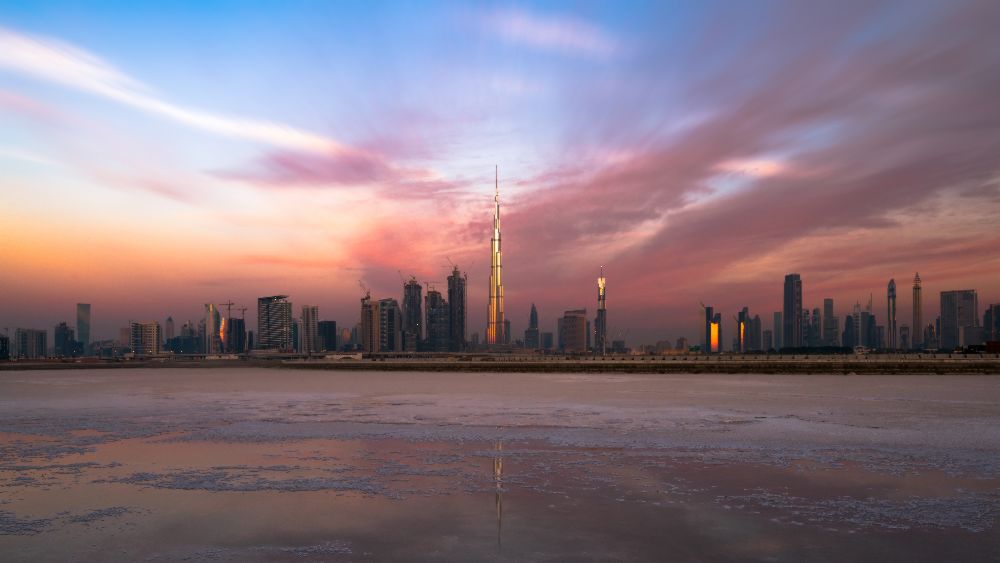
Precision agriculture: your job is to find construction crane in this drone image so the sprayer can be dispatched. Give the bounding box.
[220,301,235,320]
[238,307,247,320]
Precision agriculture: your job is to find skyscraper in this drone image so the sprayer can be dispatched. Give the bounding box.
[704,306,722,354]
[737,307,749,353]
[165,316,175,343]
[257,295,292,351]
[783,274,802,348]
[300,305,319,354]
[226,317,247,353]
[594,267,607,356]
[912,273,923,349]
[76,303,91,349]
[986,304,1000,342]
[822,298,837,346]
[940,289,978,350]
[887,279,897,350]
[448,266,467,352]
[524,303,540,350]
[54,322,75,357]
[205,304,223,354]
[318,320,337,352]
[402,278,423,352]
[378,298,403,352]
[486,166,505,346]
[360,292,377,354]
[14,328,47,359]
[425,290,450,352]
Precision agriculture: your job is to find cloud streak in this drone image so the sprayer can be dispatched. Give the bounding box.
[0,26,346,155]
[484,8,619,58]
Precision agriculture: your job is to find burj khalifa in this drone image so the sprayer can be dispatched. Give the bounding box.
[486,166,505,346]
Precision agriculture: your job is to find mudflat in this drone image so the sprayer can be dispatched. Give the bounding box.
[0,369,997,561]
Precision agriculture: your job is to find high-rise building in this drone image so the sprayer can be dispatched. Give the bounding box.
[378,298,403,352]
[360,293,377,354]
[205,304,223,354]
[912,273,923,349]
[53,322,75,357]
[822,299,837,346]
[486,167,505,347]
[763,329,773,352]
[300,305,319,354]
[226,317,247,353]
[165,316,175,343]
[257,295,292,351]
[986,304,1000,342]
[318,320,338,352]
[594,268,607,356]
[750,315,762,351]
[940,290,978,350]
[900,325,910,351]
[736,307,749,353]
[558,309,587,353]
[0,334,8,360]
[129,321,161,356]
[809,308,821,347]
[402,278,423,352]
[843,315,855,348]
[703,306,722,354]
[887,279,897,350]
[773,312,783,350]
[425,290,450,352]
[76,303,91,349]
[783,274,803,348]
[524,303,540,350]
[448,266,467,352]
[14,328,47,359]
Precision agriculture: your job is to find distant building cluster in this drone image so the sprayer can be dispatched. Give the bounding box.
[697,272,999,355]
[2,170,998,361]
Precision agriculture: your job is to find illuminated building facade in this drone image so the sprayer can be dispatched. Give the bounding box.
[703,306,722,354]
[594,268,607,356]
[204,303,223,354]
[486,167,505,346]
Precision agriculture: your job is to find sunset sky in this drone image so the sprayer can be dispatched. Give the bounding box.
[2,1,999,344]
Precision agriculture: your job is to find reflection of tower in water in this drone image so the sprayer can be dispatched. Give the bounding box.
[494,431,503,553]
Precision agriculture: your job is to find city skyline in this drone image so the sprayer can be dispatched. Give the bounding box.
[2,1,1000,343]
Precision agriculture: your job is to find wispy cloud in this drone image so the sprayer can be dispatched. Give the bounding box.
[484,8,618,58]
[0,26,345,155]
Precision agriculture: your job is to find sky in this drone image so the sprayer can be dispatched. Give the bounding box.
[2,0,999,345]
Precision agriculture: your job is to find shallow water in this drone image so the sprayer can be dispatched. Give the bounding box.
[0,369,997,561]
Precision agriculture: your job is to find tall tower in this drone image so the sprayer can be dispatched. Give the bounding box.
[595,267,607,356]
[486,166,505,346]
[76,303,91,349]
[402,278,422,352]
[448,266,467,351]
[887,279,897,350]
[783,274,803,348]
[912,273,922,349]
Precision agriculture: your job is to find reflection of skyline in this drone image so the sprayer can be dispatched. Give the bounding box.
[494,430,504,553]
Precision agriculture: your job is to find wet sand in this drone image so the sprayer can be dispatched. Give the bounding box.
[0,369,997,561]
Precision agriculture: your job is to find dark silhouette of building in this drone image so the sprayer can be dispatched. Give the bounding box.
[14,328,47,359]
[226,317,247,353]
[540,332,554,351]
[524,303,540,350]
[986,304,1000,342]
[318,320,338,352]
[558,309,587,353]
[843,314,855,348]
[76,303,91,350]
[425,290,450,352]
[783,274,803,348]
[940,289,978,350]
[54,322,76,357]
[447,266,467,352]
[379,298,403,352]
[0,334,8,360]
[402,278,422,352]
